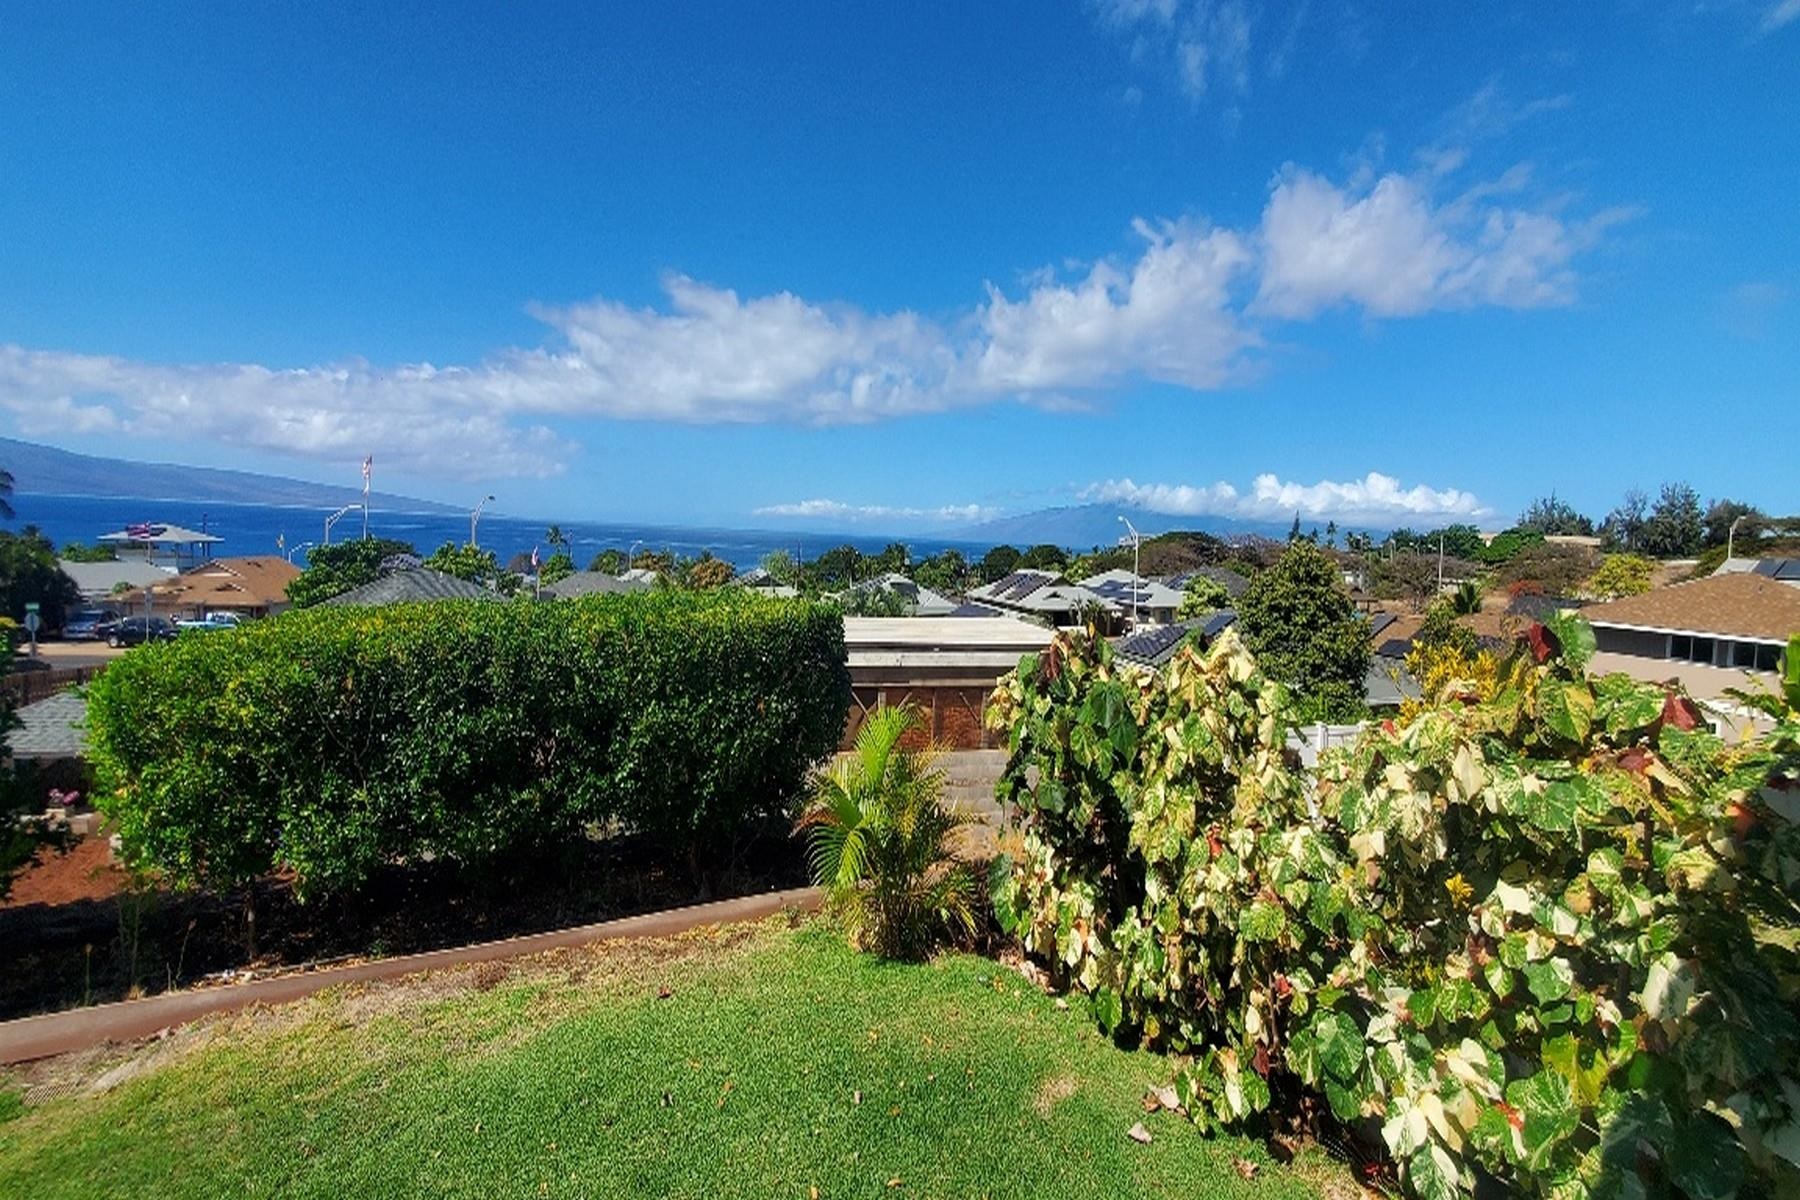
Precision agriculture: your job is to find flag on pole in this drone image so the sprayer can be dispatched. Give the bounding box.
[530,545,540,570]
[361,455,372,540]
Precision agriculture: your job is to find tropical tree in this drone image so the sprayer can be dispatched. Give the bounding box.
[1638,481,1705,558]
[1518,493,1595,536]
[1369,552,1441,611]
[912,549,969,594]
[1585,552,1655,600]
[1176,575,1231,618]
[682,553,734,590]
[544,524,568,558]
[1601,487,1650,553]
[538,552,575,586]
[587,548,626,575]
[1019,543,1068,571]
[286,537,416,607]
[58,541,117,563]
[759,549,799,584]
[978,544,1021,582]
[1703,499,1765,549]
[1236,541,1370,722]
[423,541,500,583]
[0,527,82,629]
[797,706,977,960]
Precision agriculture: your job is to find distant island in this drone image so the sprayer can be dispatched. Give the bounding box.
[0,436,458,514]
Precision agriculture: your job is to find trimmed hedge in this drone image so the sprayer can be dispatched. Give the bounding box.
[86,592,850,895]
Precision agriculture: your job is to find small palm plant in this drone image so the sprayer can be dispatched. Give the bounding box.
[797,705,977,960]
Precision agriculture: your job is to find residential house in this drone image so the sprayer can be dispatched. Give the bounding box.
[1111,610,1236,670]
[57,558,174,605]
[542,571,654,599]
[97,522,223,570]
[1580,574,1796,732]
[123,556,300,619]
[967,569,1120,629]
[841,615,1053,749]
[1716,557,1800,588]
[1165,566,1250,600]
[840,573,957,617]
[1076,569,1186,625]
[327,568,498,605]
[738,567,799,598]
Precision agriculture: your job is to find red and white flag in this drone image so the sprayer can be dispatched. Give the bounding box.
[361,455,372,491]
[530,545,540,570]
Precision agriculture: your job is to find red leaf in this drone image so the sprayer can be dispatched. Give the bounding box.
[1526,622,1560,664]
[1660,692,1699,732]
[1253,1043,1271,1078]
[1618,747,1651,774]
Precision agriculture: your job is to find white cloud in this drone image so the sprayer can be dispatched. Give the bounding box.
[0,152,1623,479]
[1085,471,1491,523]
[752,498,998,525]
[1763,0,1800,30]
[1255,166,1634,318]
[973,219,1256,392]
[1093,0,1254,102]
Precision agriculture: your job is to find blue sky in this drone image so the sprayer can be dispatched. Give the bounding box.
[0,2,1795,532]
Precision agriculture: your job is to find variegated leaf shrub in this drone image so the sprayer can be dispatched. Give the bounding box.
[987,622,1800,1198]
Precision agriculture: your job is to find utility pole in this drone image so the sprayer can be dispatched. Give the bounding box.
[470,495,495,548]
[1727,514,1747,563]
[1118,515,1142,627]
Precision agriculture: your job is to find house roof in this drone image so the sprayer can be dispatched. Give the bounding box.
[1581,572,1800,644]
[97,522,222,545]
[1164,567,1250,598]
[326,568,497,605]
[843,573,957,616]
[543,571,654,599]
[123,556,300,610]
[1076,569,1186,612]
[969,570,1118,615]
[57,558,175,596]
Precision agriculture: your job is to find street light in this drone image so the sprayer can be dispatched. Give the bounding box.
[287,540,316,565]
[324,504,361,545]
[627,539,644,574]
[470,495,495,547]
[1727,514,1748,563]
[1118,515,1141,628]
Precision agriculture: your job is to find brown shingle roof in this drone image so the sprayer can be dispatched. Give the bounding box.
[1582,573,1800,643]
[125,556,301,611]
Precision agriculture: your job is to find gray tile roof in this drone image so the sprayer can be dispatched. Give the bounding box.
[543,571,653,599]
[9,691,87,759]
[326,568,498,605]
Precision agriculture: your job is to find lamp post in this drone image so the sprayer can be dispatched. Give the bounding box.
[287,540,316,565]
[470,495,495,548]
[1118,515,1141,627]
[324,504,361,546]
[1727,514,1747,563]
[627,539,643,575]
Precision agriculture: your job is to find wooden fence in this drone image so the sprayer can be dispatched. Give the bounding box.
[840,682,1000,751]
[3,666,104,708]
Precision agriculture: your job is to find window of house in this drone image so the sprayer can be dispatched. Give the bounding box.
[1733,641,1758,668]
[1691,637,1716,665]
[1755,643,1781,673]
[1669,635,1691,660]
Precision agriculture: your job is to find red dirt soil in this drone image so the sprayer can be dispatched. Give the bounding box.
[3,837,128,908]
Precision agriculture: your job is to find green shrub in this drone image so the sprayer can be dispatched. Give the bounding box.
[86,592,850,896]
[798,705,977,960]
[987,621,1800,1198]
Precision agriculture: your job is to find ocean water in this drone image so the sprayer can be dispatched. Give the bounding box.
[10,493,990,571]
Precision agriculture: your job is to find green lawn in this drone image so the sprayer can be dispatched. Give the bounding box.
[0,919,1329,1198]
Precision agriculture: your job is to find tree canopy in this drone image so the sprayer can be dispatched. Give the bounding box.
[1235,541,1370,722]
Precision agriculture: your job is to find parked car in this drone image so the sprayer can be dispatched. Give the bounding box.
[175,612,244,633]
[62,608,120,641]
[99,616,179,648]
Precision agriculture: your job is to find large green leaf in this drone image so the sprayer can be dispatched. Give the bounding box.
[1667,1114,1746,1200]
[1507,1070,1580,1171]
[1540,679,1595,743]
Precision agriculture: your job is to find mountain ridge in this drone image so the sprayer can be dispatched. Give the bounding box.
[0,437,459,514]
